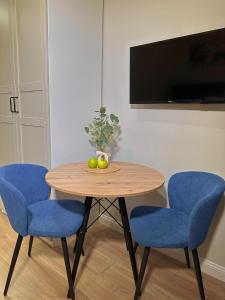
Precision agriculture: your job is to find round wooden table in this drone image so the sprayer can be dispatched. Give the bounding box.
[46,161,164,198]
[46,161,165,296]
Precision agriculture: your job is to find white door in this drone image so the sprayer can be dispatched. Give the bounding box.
[0,0,20,166]
[0,0,20,212]
[0,0,50,212]
[15,0,50,167]
[0,0,49,167]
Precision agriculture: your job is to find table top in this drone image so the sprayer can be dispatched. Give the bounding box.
[46,161,165,198]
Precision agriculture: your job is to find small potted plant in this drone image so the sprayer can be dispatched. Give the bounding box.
[85,107,120,168]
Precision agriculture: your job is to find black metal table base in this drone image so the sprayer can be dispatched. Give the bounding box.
[67,196,138,298]
[88,197,123,229]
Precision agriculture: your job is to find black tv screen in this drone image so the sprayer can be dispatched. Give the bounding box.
[130,28,225,104]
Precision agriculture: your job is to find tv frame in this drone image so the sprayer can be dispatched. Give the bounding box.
[130,27,225,105]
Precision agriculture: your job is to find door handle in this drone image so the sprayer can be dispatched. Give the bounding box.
[9,97,14,113]
[13,97,19,113]
[9,97,19,113]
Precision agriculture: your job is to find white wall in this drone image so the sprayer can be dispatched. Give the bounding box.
[47,0,103,167]
[103,0,225,268]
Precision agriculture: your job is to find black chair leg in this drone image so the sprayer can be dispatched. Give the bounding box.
[134,241,139,254]
[28,236,34,257]
[192,249,205,300]
[68,197,93,298]
[73,232,85,256]
[134,247,150,300]
[184,247,190,268]
[73,233,78,253]
[4,234,23,296]
[61,238,75,300]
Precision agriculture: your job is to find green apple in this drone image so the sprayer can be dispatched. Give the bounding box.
[87,157,98,168]
[97,156,108,169]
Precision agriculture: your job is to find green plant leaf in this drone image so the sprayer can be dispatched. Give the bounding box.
[100,107,106,114]
[85,107,120,151]
[110,114,119,123]
[84,127,89,133]
[110,114,115,122]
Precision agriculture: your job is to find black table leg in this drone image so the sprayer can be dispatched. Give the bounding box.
[119,199,129,251]
[118,197,138,286]
[67,196,93,298]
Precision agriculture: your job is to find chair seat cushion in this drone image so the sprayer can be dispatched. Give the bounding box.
[130,206,189,248]
[27,199,85,237]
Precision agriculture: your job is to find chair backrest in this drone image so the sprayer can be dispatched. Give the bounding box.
[0,164,50,236]
[168,171,225,248]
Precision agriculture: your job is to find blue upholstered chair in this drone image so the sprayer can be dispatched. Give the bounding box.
[130,171,225,300]
[0,164,86,300]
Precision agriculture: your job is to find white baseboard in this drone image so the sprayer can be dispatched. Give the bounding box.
[99,214,225,283]
[201,258,225,283]
[157,248,225,283]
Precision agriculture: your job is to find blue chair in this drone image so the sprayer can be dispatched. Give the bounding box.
[0,164,86,300]
[130,171,225,300]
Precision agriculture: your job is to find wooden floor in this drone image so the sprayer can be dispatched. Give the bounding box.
[0,212,225,300]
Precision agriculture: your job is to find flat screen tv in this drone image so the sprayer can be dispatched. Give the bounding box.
[130,27,225,104]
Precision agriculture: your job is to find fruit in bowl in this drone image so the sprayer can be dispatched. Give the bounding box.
[87,157,98,168]
[97,155,108,169]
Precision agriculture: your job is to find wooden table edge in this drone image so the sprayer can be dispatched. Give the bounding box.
[45,161,165,198]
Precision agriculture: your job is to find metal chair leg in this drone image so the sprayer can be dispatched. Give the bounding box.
[134,241,139,254]
[134,247,150,300]
[73,232,85,256]
[73,233,78,253]
[67,197,93,298]
[28,236,34,257]
[184,247,190,268]
[192,249,205,300]
[4,234,23,296]
[61,238,75,300]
